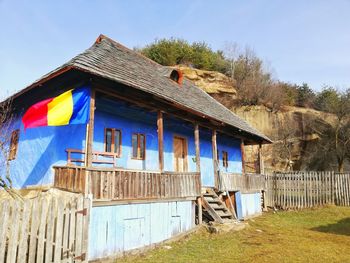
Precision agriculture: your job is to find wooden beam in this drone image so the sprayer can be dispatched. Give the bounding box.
[86,88,96,167]
[157,111,164,172]
[197,196,203,225]
[212,129,218,188]
[241,139,245,175]
[194,124,202,224]
[258,143,264,174]
[93,83,261,144]
[194,124,201,173]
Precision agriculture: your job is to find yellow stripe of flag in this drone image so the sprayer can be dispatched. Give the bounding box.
[47,89,73,126]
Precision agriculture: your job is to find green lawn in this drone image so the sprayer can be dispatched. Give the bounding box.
[122,206,350,263]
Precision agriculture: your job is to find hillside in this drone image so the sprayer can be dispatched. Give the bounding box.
[177,66,335,172]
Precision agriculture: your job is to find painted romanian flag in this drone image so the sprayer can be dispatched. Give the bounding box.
[22,87,90,129]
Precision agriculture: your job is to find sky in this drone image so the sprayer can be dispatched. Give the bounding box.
[1,0,350,100]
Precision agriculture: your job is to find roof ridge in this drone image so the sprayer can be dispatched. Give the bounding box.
[95,34,163,68]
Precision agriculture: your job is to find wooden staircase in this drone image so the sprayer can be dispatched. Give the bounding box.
[202,189,236,223]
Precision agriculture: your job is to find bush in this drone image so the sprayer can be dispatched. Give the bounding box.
[138,38,230,74]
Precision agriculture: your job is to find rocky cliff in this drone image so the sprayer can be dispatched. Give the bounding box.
[178,66,334,172]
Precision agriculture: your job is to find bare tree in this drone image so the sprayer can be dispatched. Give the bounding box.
[305,89,350,172]
[272,117,298,171]
[0,98,22,199]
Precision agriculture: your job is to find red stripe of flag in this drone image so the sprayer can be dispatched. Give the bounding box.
[22,98,53,129]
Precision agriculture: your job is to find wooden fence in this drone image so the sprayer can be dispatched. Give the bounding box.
[265,172,350,209]
[54,166,201,201]
[0,194,91,263]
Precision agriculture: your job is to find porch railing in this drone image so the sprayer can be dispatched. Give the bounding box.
[53,166,201,201]
[218,171,265,192]
[66,148,117,167]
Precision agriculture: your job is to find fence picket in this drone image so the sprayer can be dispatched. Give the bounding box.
[17,200,31,263]
[267,172,350,210]
[0,194,91,263]
[6,201,20,263]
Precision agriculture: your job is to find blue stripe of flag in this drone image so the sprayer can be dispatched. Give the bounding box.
[69,86,91,125]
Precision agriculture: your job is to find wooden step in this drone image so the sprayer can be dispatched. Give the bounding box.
[201,189,235,223]
[210,203,227,210]
[216,210,232,218]
[204,197,221,204]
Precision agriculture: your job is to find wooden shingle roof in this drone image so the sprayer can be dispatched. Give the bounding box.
[12,34,271,143]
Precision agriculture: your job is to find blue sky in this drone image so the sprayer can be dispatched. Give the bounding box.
[1,0,350,100]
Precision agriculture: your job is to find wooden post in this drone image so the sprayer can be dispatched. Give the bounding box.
[157,111,164,172]
[196,196,202,224]
[240,139,245,175]
[258,143,264,175]
[212,129,218,188]
[194,124,201,173]
[86,88,96,167]
[194,124,202,224]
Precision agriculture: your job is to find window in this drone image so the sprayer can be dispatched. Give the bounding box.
[132,133,145,159]
[222,151,228,168]
[8,129,20,161]
[104,128,121,156]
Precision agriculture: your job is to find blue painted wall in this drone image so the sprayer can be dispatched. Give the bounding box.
[7,96,243,189]
[236,192,262,219]
[7,116,86,188]
[217,134,242,174]
[199,128,242,187]
[88,201,194,260]
[93,109,159,171]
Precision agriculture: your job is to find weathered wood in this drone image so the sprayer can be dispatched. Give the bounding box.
[6,201,20,263]
[218,172,265,192]
[28,198,40,263]
[0,201,10,262]
[258,144,264,174]
[17,200,31,263]
[266,172,350,209]
[45,199,57,262]
[0,195,91,263]
[54,166,201,201]
[194,124,201,173]
[197,197,203,225]
[212,129,218,188]
[86,88,96,167]
[157,110,164,172]
[240,139,246,175]
[36,199,49,263]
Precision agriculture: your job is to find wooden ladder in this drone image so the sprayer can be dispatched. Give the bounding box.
[202,189,235,223]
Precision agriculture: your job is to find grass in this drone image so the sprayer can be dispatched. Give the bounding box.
[121,206,350,263]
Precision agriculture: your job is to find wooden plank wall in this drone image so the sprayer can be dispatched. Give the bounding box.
[0,195,91,263]
[54,166,201,201]
[54,166,87,194]
[218,172,265,192]
[265,172,350,209]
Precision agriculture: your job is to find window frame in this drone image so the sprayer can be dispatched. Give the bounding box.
[104,128,122,157]
[222,150,229,168]
[8,129,20,161]
[131,133,146,160]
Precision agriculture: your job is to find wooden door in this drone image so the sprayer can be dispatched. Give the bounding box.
[174,136,188,172]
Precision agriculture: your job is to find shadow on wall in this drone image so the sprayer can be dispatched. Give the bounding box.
[10,119,86,188]
[311,217,350,236]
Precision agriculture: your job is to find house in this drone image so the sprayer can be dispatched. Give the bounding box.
[3,35,271,260]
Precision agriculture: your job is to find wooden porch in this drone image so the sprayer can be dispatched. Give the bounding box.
[217,171,266,193]
[54,166,201,201]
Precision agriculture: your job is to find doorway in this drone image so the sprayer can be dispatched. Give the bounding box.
[173,136,188,172]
